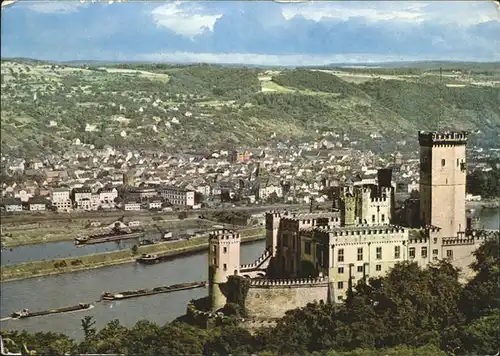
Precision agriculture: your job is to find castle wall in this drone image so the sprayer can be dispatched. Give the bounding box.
[327,226,409,302]
[245,278,329,319]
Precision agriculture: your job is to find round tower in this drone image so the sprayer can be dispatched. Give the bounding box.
[208,229,241,311]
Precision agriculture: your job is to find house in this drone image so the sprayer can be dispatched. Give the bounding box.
[51,187,72,211]
[160,186,195,207]
[27,197,47,211]
[148,200,163,210]
[124,201,141,211]
[72,187,92,203]
[3,198,23,212]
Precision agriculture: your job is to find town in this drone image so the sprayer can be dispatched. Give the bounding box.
[1,133,499,215]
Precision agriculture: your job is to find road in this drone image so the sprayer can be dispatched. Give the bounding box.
[0,203,308,225]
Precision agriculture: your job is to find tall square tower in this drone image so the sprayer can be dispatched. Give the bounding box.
[418,131,468,237]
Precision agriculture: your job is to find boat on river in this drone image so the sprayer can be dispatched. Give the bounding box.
[75,227,145,245]
[10,303,92,319]
[136,253,167,264]
[100,281,206,301]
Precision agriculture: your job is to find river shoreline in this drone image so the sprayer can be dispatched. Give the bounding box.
[1,218,220,249]
[0,230,265,283]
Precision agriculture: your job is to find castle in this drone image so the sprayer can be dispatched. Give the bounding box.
[206,131,495,320]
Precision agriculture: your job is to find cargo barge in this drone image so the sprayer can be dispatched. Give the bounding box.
[10,303,92,319]
[100,281,206,301]
[75,227,145,245]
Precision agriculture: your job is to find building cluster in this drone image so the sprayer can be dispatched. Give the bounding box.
[207,131,498,319]
[1,131,498,214]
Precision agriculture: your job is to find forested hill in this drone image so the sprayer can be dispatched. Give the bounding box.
[1,60,499,157]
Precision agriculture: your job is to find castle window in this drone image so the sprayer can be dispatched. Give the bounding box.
[433,249,439,261]
[409,247,415,259]
[372,215,376,223]
[337,296,343,301]
[213,258,217,265]
[212,245,216,253]
[441,159,446,167]
[394,246,401,259]
[421,247,428,258]
[446,249,453,259]
[337,281,344,289]
[223,263,227,271]
[381,214,385,222]
[338,267,344,274]
[433,238,438,244]
[357,247,363,261]
[338,249,344,262]
[376,264,382,271]
[457,158,459,167]
[223,247,227,253]
[376,247,382,260]
[357,265,363,273]
[305,241,312,255]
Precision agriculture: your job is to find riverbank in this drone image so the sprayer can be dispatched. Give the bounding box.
[0,228,265,282]
[1,217,227,248]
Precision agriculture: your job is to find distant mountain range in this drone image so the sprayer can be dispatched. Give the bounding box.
[3,57,500,70]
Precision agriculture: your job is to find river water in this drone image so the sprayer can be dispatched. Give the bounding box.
[0,208,498,339]
[0,229,202,266]
[0,241,265,340]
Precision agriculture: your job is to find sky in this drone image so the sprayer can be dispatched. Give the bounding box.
[1,0,499,65]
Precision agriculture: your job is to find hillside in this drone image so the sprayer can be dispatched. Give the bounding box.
[1,61,499,158]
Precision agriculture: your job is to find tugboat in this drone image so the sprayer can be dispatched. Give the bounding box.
[136,253,161,264]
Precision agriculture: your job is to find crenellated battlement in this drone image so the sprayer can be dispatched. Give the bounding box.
[187,301,227,320]
[240,250,271,271]
[418,131,468,147]
[442,237,476,246]
[250,276,328,287]
[370,197,388,203]
[209,229,240,241]
[316,224,406,236]
[409,237,428,244]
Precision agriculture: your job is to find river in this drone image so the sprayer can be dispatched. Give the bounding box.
[0,208,498,339]
[0,241,265,340]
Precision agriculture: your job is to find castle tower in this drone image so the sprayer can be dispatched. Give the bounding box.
[340,194,356,226]
[418,131,468,237]
[208,229,241,311]
[122,169,135,187]
[265,211,281,257]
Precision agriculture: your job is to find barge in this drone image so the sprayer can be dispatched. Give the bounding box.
[100,281,206,301]
[75,227,145,245]
[10,303,92,319]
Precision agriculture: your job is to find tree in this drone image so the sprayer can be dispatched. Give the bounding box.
[462,310,500,355]
[460,237,500,321]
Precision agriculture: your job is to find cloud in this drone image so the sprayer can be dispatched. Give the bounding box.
[152,2,222,37]
[281,2,425,23]
[280,1,499,26]
[1,1,499,63]
[23,0,87,14]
